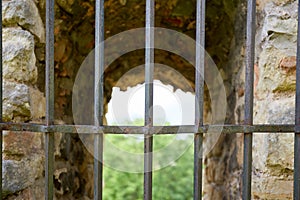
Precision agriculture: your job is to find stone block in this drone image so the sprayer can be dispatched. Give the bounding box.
[2,0,45,42]
[2,131,44,197]
[3,81,31,122]
[3,131,43,161]
[252,176,293,199]
[29,87,45,120]
[3,28,37,84]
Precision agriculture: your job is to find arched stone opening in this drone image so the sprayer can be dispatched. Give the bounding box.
[35,0,244,199]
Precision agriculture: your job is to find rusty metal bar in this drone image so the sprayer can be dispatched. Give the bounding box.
[243,0,256,199]
[45,0,55,198]
[94,0,105,199]
[294,0,300,198]
[0,123,297,134]
[45,132,54,200]
[0,0,3,198]
[194,134,203,200]
[144,0,154,199]
[194,0,205,199]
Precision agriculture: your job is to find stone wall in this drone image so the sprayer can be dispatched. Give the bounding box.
[2,0,90,199]
[2,0,46,198]
[234,0,298,199]
[203,0,245,199]
[2,0,299,199]
[254,0,296,199]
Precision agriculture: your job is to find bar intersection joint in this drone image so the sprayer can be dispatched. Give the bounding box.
[45,0,55,199]
[242,0,256,199]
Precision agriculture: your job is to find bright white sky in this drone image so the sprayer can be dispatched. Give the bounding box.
[106,80,195,125]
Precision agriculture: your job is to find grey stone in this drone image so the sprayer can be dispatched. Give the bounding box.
[2,131,44,197]
[254,98,294,172]
[3,81,31,122]
[6,179,45,200]
[2,155,44,197]
[29,87,45,120]
[261,1,298,42]
[255,2,298,99]
[3,28,37,84]
[2,0,45,42]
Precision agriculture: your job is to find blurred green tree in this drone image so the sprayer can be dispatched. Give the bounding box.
[103,119,194,200]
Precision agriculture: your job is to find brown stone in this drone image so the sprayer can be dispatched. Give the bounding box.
[279,56,296,73]
[237,87,244,97]
[3,131,43,160]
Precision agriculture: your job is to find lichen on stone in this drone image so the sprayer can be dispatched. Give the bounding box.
[272,81,296,93]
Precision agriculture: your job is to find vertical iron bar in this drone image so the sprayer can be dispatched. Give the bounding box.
[194,135,203,200]
[45,0,55,199]
[0,0,2,198]
[294,0,300,198]
[94,0,104,199]
[144,0,154,199]
[194,0,205,199]
[295,134,300,198]
[243,0,256,199]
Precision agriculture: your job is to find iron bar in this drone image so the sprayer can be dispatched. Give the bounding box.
[294,0,300,198]
[94,0,105,199]
[0,123,297,134]
[144,0,154,199]
[295,133,300,199]
[194,0,205,199]
[45,0,55,198]
[0,0,3,197]
[194,134,203,200]
[243,0,256,199]
[45,133,54,200]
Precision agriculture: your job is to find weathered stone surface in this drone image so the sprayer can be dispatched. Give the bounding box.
[6,179,45,200]
[252,177,293,199]
[29,87,45,120]
[204,184,226,200]
[2,157,44,197]
[3,81,31,122]
[261,2,297,41]
[279,56,296,70]
[2,131,44,197]
[2,0,45,42]
[3,28,37,84]
[3,131,43,160]
[256,0,294,10]
[254,1,298,98]
[56,0,76,14]
[251,1,297,199]
[253,98,294,177]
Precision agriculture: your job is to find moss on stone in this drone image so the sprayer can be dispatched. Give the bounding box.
[272,81,296,93]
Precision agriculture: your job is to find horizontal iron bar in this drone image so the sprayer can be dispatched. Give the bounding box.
[0,123,297,134]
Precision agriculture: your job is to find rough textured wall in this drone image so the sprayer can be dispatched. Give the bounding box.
[254,0,296,199]
[2,0,87,199]
[235,0,298,199]
[203,0,245,199]
[40,0,243,199]
[1,0,244,199]
[2,0,46,198]
[6,0,297,199]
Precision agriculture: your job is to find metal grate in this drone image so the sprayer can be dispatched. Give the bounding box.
[0,0,300,199]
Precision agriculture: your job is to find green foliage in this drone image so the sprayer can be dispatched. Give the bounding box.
[152,142,194,200]
[104,118,193,200]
